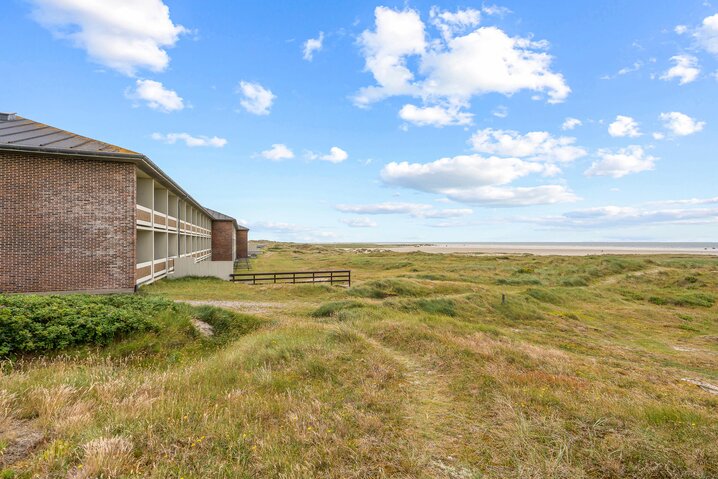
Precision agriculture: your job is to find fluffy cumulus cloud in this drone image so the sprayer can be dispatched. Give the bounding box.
[399,103,473,127]
[585,146,657,178]
[696,13,718,55]
[126,79,184,112]
[303,31,324,61]
[151,132,226,147]
[30,0,186,76]
[661,55,700,84]
[354,6,569,126]
[306,147,349,163]
[520,203,718,228]
[259,143,294,161]
[429,6,481,41]
[561,117,582,130]
[321,146,349,163]
[336,202,472,218]
[340,217,378,228]
[659,112,705,136]
[607,115,641,138]
[380,154,577,206]
[469,128,587,163]
[380,122,587,207]
[237,81,275,115]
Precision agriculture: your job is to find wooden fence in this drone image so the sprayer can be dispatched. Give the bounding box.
[229,270,351,286]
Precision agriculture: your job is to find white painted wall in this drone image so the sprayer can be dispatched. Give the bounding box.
[172,257,233,280]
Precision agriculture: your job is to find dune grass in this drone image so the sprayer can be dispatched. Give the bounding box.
[1,243,717,478]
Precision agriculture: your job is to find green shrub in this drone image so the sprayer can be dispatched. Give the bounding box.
[496,277,542,286]
[525,288,563,305]
[412,273,452,281]
[648,292,715,308]
[560,276,589,287]
[382,261,414,270]
[493,296,545,322]
[391,298,457,316]
[193,305,264,337]
[0,294,172,356]
[312,300,365,318]
[348,279,429,299]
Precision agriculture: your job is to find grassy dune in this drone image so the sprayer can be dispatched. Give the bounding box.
[1,244,717,478]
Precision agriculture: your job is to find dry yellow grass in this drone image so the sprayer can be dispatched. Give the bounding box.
[1,243,717,478]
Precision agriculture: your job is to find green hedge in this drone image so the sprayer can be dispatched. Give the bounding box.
[0,294,172,356]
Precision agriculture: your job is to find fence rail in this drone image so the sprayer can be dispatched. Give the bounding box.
[230,270,351,286]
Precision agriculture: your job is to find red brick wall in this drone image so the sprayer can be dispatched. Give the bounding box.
[236,229,249,259]
[211,220,236,261]
[0,152,136,293]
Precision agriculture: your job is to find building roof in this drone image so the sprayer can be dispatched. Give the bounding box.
[206,208,249,231]
[0,113,138,154]
[0,112,225,220]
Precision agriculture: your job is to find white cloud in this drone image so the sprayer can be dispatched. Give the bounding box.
[675,24,688,35]
[481,4,512,16]
[126,79,184,112]
[520,205,718,228]
[322,146,349,163]
[336,202,472,218]
[260,143,294,161]
[661,55,700,84]
[250,221,338,242]
[696,13,718,55]
[608,115,641,137]
[469,128,587,163]
[439,185,578,206]
[585,145,657,178]
[237,81,275,115]
[650,196,718,206]
[355,6,426,105]
[354,6,569,126]
[430,6,481,41]
[382,155,544,190]
[303,31,324,61]
[30,0,186,76]
[601,61,643,80]
[151,132,226,147]
[421,27,570,103]
[340,217,378,228]
[561,117,582,130]
[652,132,665,140]
[399,103,473,127]
[492,105,508,118]
[380,154,577,206]
[659,111,705,136]
[306,146,349,163]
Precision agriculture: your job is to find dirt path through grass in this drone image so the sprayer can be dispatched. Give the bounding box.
[353,330,475,478]
[176,299,289,315]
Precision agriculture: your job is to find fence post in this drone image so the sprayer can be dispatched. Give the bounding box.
[348,271,351,287]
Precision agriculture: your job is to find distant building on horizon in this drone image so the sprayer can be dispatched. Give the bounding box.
[0,111,249,294]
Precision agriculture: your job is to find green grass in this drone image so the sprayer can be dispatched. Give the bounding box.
[1,243,717,478]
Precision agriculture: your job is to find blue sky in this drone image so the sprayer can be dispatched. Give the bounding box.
[2,0,718,242]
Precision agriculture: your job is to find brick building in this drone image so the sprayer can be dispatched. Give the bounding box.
[0,112,249,293]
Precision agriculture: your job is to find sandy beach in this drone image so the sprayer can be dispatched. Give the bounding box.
[371,243,718,256]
